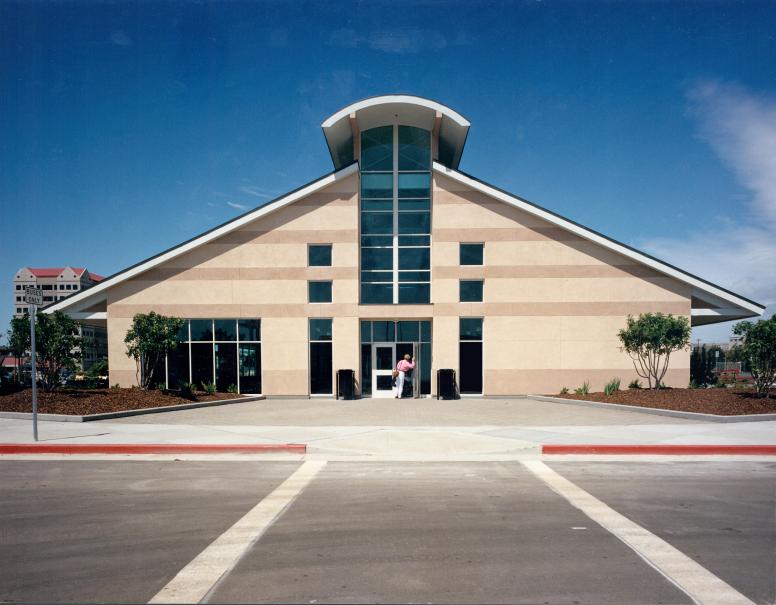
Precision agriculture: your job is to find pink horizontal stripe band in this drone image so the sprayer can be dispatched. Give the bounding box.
[0,443,306,454]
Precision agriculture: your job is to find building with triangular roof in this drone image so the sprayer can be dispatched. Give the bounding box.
[45,96,764,396]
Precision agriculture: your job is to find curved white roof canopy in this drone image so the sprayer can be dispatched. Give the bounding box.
[321,95,471,170]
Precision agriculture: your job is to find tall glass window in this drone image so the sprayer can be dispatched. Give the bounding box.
[360,125,431,304]
[459,317,483,394]
[309,318,333,395]
[162,319,262,394]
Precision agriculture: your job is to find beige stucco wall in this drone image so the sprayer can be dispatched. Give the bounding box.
[106,168,691,396]
[430,172,691,394]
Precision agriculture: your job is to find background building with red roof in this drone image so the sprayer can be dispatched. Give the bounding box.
[12,266,107,370]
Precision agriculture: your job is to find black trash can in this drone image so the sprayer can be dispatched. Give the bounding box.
[437,369,457,400]
[336,369,355,400]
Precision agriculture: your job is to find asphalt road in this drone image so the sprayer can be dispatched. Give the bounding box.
[1,460,772,604]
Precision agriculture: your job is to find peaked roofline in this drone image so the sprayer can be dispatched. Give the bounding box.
[433,162,764,317]
[45,157,763,325]
[44,163,359,314]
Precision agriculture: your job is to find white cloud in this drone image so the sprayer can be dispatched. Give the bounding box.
[226,201,249,211]
[642,80,776,342]
[238,186,274,199]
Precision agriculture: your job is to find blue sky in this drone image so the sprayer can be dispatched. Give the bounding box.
[2,1,775,344]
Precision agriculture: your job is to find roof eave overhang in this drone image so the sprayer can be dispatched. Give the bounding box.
[433,162,766,324]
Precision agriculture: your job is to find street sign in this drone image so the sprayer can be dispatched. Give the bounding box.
[24,286,43,306]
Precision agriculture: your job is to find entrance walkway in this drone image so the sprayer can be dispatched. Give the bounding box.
[97,396,691,426]
[1,398,774,459]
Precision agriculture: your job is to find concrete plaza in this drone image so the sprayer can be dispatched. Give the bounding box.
[1,397,775,460]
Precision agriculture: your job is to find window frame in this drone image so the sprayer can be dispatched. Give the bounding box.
[459,279,484,303]
[308,280,333,304]
[459,242,484,266]
[308,243,333,267]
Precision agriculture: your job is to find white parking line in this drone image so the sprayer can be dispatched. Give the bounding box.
[522,460,755,605]
[148,460,326,604]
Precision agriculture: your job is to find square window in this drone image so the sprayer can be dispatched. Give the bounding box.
[460,317,483,341]
[238,319,260,342]
[460,243,484,265]
[396,321,419,342]
[308,244,332,267]
[308,280,332,303]
[190,320,213,341]
[309,318,332,341]
[460,280,484,302]
[214,319,237,341]
[459,243,485,265]
[372,320,395,342]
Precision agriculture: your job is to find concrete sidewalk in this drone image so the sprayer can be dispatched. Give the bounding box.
[2,397,774,459]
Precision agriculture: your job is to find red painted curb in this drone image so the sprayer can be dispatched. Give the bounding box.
[0,443,306,455]
[543,444,776,455]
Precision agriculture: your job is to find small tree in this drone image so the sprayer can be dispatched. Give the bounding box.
[124,312,185,389]
[618,313,691,390]
[33,311,83,391]
[732,316,776,398]
[7,315,31,384]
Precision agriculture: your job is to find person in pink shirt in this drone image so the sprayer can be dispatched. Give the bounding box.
[393,354,415,398]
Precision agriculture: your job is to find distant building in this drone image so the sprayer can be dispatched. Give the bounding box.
[13,267,104,317]
[13,266,107,370]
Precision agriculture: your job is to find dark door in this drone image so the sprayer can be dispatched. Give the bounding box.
[459,342,483,394]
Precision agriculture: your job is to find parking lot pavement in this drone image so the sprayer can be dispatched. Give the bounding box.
[547,461,776,605]
[0,460,300,604]
[209,462,690,604]
[2,459,771,604]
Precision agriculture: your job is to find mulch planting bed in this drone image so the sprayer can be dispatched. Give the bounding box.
[0,388,242,416]
[553,388,776,416]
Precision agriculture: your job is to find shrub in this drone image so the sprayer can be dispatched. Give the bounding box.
[618,313,691,390]
[180,382,197,400]
[201,381,217,395]
[732,317,776,398]
[124,312,186,389]
[574,381,590,396]
[154,382,166,391]
[111,383,121,390]
[559,386,569,395]
[603,377,621,396]
[628,379,642,389]
[85,359,109,379]
[227,383,239,394]
[8,311,83,392]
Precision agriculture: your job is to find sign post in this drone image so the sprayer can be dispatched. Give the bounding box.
[24,287,42,441]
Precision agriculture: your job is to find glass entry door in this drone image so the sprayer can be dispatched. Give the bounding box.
[371,342,396,398]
